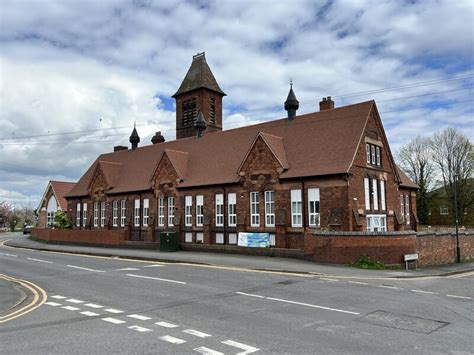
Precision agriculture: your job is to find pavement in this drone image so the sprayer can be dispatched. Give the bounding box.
[0,277,26,318]
[3,233,474,279]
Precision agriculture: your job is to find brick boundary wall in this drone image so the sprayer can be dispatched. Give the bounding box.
[416,232,474,267]
[180,243,305,259]
[31,228,126,247]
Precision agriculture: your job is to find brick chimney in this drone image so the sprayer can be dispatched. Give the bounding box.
[114,145,128,152]
[319,96,335,111]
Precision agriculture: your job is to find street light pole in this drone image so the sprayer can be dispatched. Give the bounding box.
[453,174,460,263]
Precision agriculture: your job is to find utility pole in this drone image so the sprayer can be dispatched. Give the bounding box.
[454,174,460,263]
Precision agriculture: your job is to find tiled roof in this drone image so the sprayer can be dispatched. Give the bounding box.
[66,100,381,198]
[50,181,76,210]
[397,167,419,189]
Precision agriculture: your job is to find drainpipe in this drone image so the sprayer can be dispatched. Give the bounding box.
[139,193,142,242]
[301,178,306,229]
[222,185,227,243]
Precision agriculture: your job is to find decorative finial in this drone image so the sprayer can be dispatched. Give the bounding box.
[284,83,299,120]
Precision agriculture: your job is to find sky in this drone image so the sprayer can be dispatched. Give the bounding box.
[0,0,473,209]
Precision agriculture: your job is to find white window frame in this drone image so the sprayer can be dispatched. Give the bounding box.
[196,232,204,243]
[228,233,237,245]
[380,180,386,211]
[366,144,371,164]
[372,179,379,210]
[265,191,275,227]
[376,146,381,166]
[143,198,149,226]
[76,203,81,227]
[371,145,376,164]
[196,195,204,227]
[291,189,302,227]
[250,192,260,227]
[134,199,140,227]
[440,207,449,215]
[120,200,126,227]
[308,188,320,227]
[93,202,98,227]
[100,202,106,227]
[82,202,87,227]
[158,197,164,227]
[185,196,192,227]
[215,194,224,227]
[228,193,237,227]
[185,232,193,243]
[405,194,410,225]
[366,214,387,232]
[364,178,370,210]
[400,194,404,216]
[168,197,175,226]
[112,200,118,227]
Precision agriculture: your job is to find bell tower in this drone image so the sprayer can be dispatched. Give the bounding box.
[172,52,226,139]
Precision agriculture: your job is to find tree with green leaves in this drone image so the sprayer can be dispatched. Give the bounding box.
[54,210,73,229]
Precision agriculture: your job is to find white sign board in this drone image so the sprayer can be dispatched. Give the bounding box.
[404,253,418,261]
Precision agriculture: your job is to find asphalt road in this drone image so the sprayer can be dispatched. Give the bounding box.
[0,232,473,354]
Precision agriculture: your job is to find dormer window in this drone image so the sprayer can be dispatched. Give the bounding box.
[366,143,382,167]
[182,98,197,126]
[209,97,216,124]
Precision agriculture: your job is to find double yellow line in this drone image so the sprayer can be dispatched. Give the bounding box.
[0,273,47,324]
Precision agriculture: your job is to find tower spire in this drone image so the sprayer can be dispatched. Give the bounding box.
[129,124,140,150]
[284,82,299,120]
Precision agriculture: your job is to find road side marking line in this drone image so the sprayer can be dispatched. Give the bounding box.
[84,303,103,308]
[51,295,67,299]
[27,257,53,264]
[66,299,84,304]
[4,254,18,257]
[128,325,152,332]
[321,278,339,282]
[67,265,106,273]
[446,294,472,300]
[104,308,124,314]
[62,306,80,311]
[266,296,360,315]
[102,317,126,324]
[222,340,260,354]
[45,302,62,306]
[127,314,152,320]
[126,273,187,285]
[183,329,212,338]
[236,292,265,298]
[80,311,100,317]
[155,321,179,328]
[378,285,400,289]
[143,264,164,268]
[348,281,368,285]
[411,289,437,295]
[116,268,140,271]
[160,335,186,344]
[194,346,224,355]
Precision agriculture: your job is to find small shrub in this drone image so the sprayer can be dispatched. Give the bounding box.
[54,211,73,229]
[353,255,385,270]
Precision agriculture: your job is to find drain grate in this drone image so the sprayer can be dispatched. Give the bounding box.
[357,310,449,334]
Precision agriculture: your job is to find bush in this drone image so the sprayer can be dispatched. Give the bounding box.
[353,255,385,270]
[54,211,73,229]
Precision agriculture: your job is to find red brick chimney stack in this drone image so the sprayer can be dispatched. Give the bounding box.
[319,96,335,111]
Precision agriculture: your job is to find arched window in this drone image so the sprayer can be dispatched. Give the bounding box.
[46,196,58,227]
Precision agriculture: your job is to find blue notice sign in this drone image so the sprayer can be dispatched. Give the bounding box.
[238,232,270,248]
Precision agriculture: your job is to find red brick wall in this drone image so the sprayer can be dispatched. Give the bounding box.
[416,232,474,267]
[32,227,126,246]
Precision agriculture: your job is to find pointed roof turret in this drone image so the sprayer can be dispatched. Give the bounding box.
[195,111,207,138]
[284,82,299,120]
[129,124,140,150]
[172,52,226,97]
[151,131,165,144]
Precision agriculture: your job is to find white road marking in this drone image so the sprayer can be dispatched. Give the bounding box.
[66,299,84,304]
[194,346,224,355]
[104,308,124,314]
[128,325,152,332]
[127,314,152,320]
[348,281,368,285]
[4,253,18,257]
[62,306,80,311]
[236,292,265,298]
[45,302,62,306]
[27,257,54,264]
[183,329,212,338]
[102,317,126,324]
[160,335,186,344]
[143,264,164,268]
[80,311,100,317]
[446,294,472,300]
[67,265,106,273]
[84,303,103,309]
[222,340,260,354]
[411,289,437,295]
[126,273,186,285]
[378,285,400,290]
[116,268,140,271]
[321,278,340,282]
[155,321,179,328]
[51,295,67,299]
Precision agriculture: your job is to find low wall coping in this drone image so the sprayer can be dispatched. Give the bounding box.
[312,231,415,237]
[416,232,474,238]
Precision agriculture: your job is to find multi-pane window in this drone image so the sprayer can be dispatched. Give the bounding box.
[291,189,302,227]
[134,199,140,227]
[250,192,260,227]
[371,145,376,164]
[112,200,118,227]
[158,197,165,226]
[405,194,410,225]
[364,178,370,210]
[308,188,320,227]
[196,195,204,227]
[168,197,175,226]
[228,193,237,227]
[265,191,275,227]
[367,215,387,232]
[215,194,224,227]
[376,146,381,165]
[366,144,371,164]
[143,198,149,226]
[120,200,126,227]
[366,143,382,166]
[101,202,106,227]
[82,202,87,227]
[440,207,449,215]
[380,180,386,211]
[400,195,404,216]
[185,196,192,227]
[76,203,81,227]
[47,211,55,227]
[93,202,98,227]
[372,179,379,210]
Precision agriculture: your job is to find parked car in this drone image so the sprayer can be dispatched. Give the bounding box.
[23,225,33,234]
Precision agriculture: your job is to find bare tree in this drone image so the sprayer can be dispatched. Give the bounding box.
[397,136,434,224]
[430,128,473,225]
